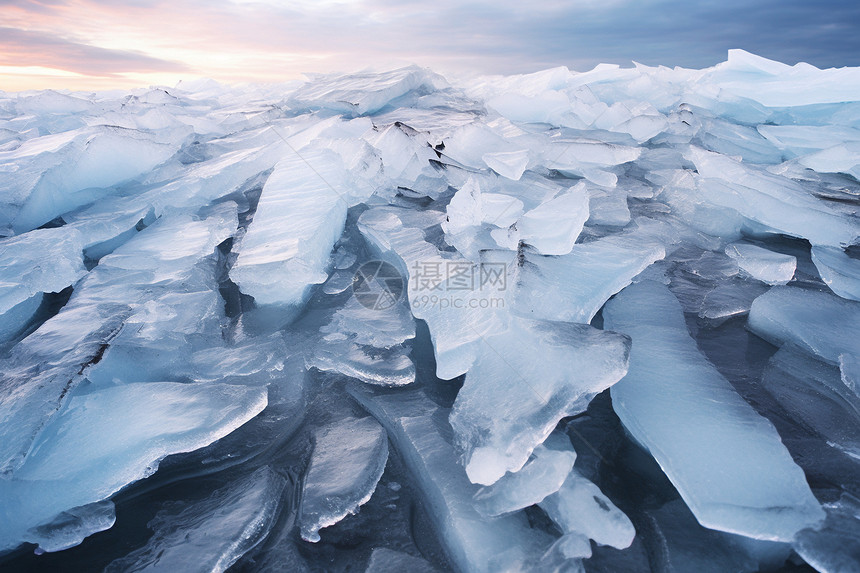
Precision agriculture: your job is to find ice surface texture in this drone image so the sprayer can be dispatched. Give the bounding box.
[1,50,859,572]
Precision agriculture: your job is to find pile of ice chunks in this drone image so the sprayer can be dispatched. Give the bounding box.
[0,49,859,572]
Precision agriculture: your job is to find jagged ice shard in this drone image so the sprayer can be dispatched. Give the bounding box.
[0,50,859,572]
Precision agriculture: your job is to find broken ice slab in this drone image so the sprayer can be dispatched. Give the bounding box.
[286,66,445,116]
[438,122,525,173]
[794,494,860,573]
[61,196,156,263]
[0,207,236,473]
[229,150,351,316]
[0,292,43,345]
[105,466,285,573]
[705,49,860,107]
[72,206,238,386]
[473,433,576,517]
[604,280,824,541]
[443,176,526,260]
[585,186,631,227]
[365,548,438,573]
[347,385,553,573]
[642,499,785,573]
[514,219,668,324]
[811,245,860,301]
[358,206,511,380]
[0,302,130,476]
[762,346,860,460]
[515,183,590,256]
[0,227,86,322]
[608,110,669,144]
[748,286,860,369]
[698,278,770,324]
[299,416,388,542]
[798,141,860,180]
[449,318,630,485]
[687,146,859,248]
[189,334,289,387]
[24,500,116,555]
[540,139,641,178]
[312,344,416,387]
[320,292,416,349]
[758,125,860,160]
[0,381,268,552]
[725,242,797,285]
[482,149,530,180]
[1,125,178,233]
[361,121,441,192]
[695,116,782,165]
[311,294,417,386]
[539,469,635,552]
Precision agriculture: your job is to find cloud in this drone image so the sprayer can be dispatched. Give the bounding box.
[0,0,858,90]
[0,27,190,77]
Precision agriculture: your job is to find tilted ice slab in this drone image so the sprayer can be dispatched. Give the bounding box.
[0,302,130,476]
[0,381,268,552]
[299,416,389,542]
[348,385,552,573]
[540,138,641,186]
[473,432,576,517]
[365,548,439,573]
[514,219,669,323]
[104,466,285,573]
[539,469,635,554]
[706,49,860,107]
[358,206,511,380]
[312,293,417,387]
[361,121,444,197]
[724,243,796,285]
[0,226,86,330]
[794,494,860,573]
[0,125,178,233]
[757,125,860,158]
[483,149,530,181]
[443,176,525,261]
[230,149,352,311]
[748,286,860,368]
[70,204,238,386]
[450,318,630,486]
[604,280,824,541]
[687,147,859,248]
[762,346,860,460]
[798,142,860,180]
[514,183,590,256]
[0,207,236,474]
[810,245,860,301]
[286,65,445,116]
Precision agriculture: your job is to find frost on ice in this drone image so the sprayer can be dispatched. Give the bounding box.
[0,50,859,572]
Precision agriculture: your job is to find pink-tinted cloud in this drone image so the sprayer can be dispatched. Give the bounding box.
[1,0,858,91]
[0,27,189,76]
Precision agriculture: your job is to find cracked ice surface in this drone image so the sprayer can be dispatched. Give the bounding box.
[0,51,859,572]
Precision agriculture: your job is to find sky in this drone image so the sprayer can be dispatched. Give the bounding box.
[1,0,859,91]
